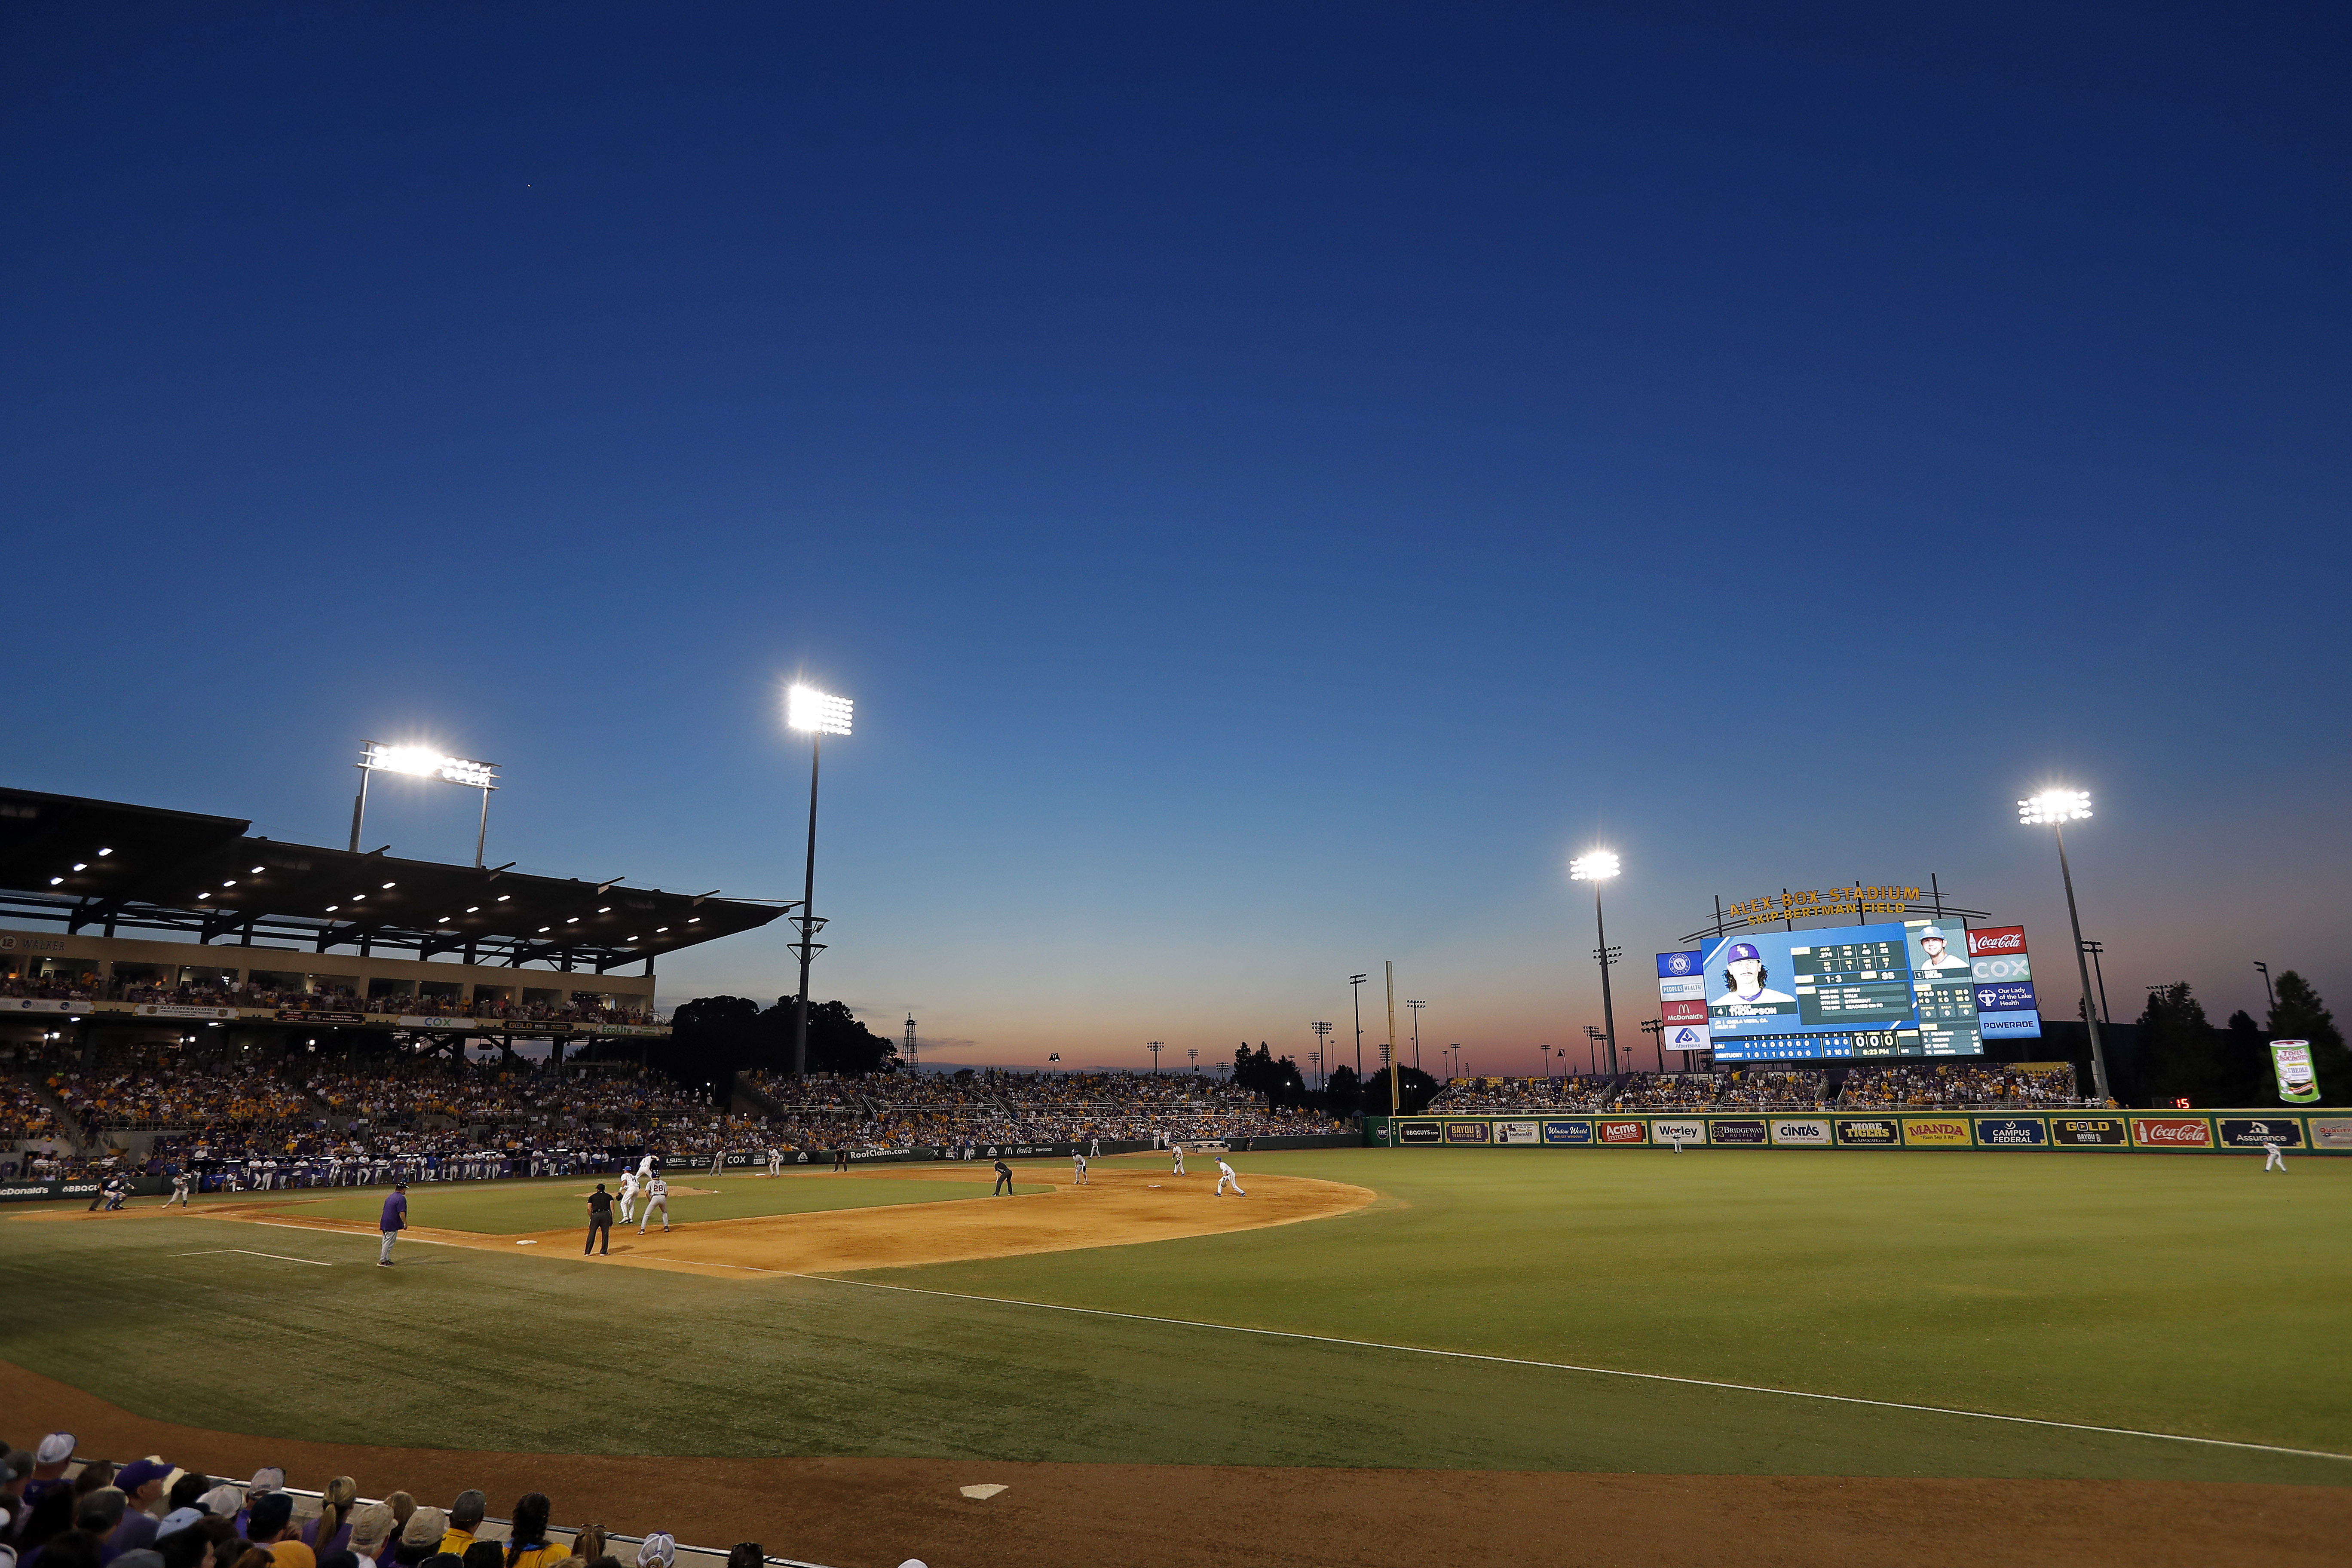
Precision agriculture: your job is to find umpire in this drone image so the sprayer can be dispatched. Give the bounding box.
[585,1182,614,1254]
[992,1158,1014,1196]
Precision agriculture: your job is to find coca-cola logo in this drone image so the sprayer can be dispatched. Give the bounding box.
[1969,926,2026,956]
[2132,1118,2211,1146]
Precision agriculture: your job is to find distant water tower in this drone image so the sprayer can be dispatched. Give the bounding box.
[903,1014,919,1071]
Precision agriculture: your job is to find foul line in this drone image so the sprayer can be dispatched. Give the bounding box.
[790,1275,2352,1465]
[172,1248,332,1266]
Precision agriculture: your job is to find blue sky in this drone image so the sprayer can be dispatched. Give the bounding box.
[6,4,2346,1069]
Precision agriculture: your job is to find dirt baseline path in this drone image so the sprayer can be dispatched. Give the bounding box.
[195,1165,1375,1280]
[7,1360,2343,1568]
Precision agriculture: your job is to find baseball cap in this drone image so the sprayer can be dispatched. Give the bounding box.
[35,1433,75,1465]
[116,1459,174,1494]
[248,1467,287,1497]
[247,1492,295,1540]
[2,1451,32,1482]
[634,1534,675,1568]
[1726,943,1762,963]
[200,1485,245,1518]
[156,1508,208,1540]
[1918,925,1949,941]
[402,1509,450,1548]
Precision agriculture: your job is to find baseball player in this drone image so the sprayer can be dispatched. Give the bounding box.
[992,1158,1014,1196]
[1087,1135,1101,1158]
[1071,1151,1089,1186]
[167,1170,192,1207]
[2263,1139,2288,1173]
[638,1172,671,1233]
[617,1167,641,1225]
[766,1147,783,1177]
[1213,1157,1246,1197]
[378,1180,408,1265]
[1169,1142,1186,1176]
[637,1152,658,1184]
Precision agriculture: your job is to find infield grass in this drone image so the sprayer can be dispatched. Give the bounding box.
[4,1148,2345,1484]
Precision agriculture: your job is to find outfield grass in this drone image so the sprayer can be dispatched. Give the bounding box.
[3,1150,2344,1484]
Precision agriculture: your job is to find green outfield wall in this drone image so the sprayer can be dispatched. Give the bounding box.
[1363,1110,2348,1153]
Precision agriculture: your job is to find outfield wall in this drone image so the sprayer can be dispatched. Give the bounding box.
[1363,1110,2347,1154]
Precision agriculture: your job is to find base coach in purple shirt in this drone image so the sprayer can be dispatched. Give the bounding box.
[378,1180,407,1266]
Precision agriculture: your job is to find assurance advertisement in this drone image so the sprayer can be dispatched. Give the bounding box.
[1974,1117,2048,1146]
[1900,1118,1973,1147]
[1768,1118,1831,1147]
[2218,1119,2303,1149]
[1541,1121,1594,1144]
[1834,1118,1900,1145]
[2050,1117,2127,1146]
[2130,1117,2213,1150]
[2270,1039,2320,1103]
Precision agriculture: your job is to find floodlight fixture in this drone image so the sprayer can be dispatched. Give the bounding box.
[787,684,854,736]
[351,739,502,865]
[1568,849,1621,882]
[2018,789,2092,826]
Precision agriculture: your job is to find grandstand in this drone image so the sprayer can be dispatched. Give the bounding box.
[1425,1063,2085,1115]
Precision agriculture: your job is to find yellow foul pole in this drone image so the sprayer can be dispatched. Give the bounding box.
[1385,961,1400,1120]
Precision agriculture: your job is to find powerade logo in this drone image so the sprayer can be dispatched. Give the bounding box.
[1542,1121,1593,1144]
[1976,1118,2048,1146]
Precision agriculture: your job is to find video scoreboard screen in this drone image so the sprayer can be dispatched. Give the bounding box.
[1661,919,1985,1061]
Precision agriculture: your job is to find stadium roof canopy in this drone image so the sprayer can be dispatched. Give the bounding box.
[0,787,787,974]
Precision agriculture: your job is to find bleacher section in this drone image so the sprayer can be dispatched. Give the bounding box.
[1426,1063,2085,1114]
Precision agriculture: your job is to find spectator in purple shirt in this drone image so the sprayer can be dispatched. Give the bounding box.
[378,1182,407,1266]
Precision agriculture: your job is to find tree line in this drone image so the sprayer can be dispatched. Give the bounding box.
[2135,968,2347,1106]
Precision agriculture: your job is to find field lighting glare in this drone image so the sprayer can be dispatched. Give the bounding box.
[1569,850,1620,882]
[786,684,854,736]
[352,740,502,865]
[2018,789,2092,825]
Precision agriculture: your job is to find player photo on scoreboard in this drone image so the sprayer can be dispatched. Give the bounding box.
[1905,919,1971,975]
[1699,933,1804,1034]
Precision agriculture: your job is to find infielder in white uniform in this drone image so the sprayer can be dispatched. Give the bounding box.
[168,1171,192,1207]
[637,1152,657,1183]
[1071,1152,1089,1186]
[767,1147,783,1176]
[1169,1142,1186,1176]
[2263,1140,2288,1172]
[617,1170,641,1225]
[638,1173,671,1233]
[1213,1158,1245,1197]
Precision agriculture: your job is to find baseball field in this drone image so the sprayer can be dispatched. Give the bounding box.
[5,1147,2348,1565]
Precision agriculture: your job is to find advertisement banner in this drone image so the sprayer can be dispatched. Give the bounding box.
[1599,1120,1648,1144]
[1657,974,1709,1003]
[2130,1117,2213,1150]
[1397,1121,1442,1144]
[2218,1118,2303,1149]
[1662,1023,1712,1054]
[1977,1012,2044,1040]
[1493,1120,1541,1145]
[1834,1118,1901,1145]
[396,1015,477,1030]
[2310,1118,2352,1152]
[1541,1121,1593,1144]
[2050,1117,2127,1146]
[1443,1121,1493,1144]
[136,1004,237,1020]
[1769,1118,1831,1146]
[1656,950,1705,979]
[2270,1040,2320,1103]
[1650,1119,1705,1146]
[1708,1118,1767,1145]
[1968,925,2027,958]
[1972,953,2033,985]
[1975,981,2038,1014]
[1900,1117,1973,1147]
[1974,1117,2049,1146]
[277,1010,367,1024]
[4,998,85,1014]
[1662,998,1708,1026]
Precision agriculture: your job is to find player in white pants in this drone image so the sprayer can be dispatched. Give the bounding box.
[2263,1140,2288,1172]
[167,1171,192,1207]
[767,1147,783,1176]
[1071,1152,1089,1186]
[1213,1158,1245,1197]
[617,1171,641,1225]
[1169,1142,1186,1176]
[638,1174,671,1233]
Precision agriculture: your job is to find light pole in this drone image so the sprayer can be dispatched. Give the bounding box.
[350,743,500,865]
[1406,998,1426,1074]
[1148,1041,1164,1074]
[1586,1024,1607,1075]
[2081,940,2113,1026]
[1348,974,1368,1081]
[1570,851,1622,1075]
[787,683,853,1078]
[2255,961,2275,1015]
[1186,1047,1199,1072]
[2018,790,2111,1106]
[1310,1021,1333,1089]
[1641,1017,1664,1071]
[1308,1049,1321,1090]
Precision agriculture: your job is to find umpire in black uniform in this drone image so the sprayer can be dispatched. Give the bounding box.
[585,1182,614,1254]
[992,1158,1014,1196]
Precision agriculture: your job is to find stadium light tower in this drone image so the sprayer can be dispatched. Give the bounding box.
[1349,974,1368,1080]
[786,683,853,1077]
[1406,998,1426,1073]
[350,742,500,865]
[1310,1020,1333,1089]
[1570,850,1623,1074]
[2018,789,2112,1106]
[1148,1040,1164,1073]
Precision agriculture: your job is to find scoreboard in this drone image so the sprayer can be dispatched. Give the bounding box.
[1657,919,1986,1062]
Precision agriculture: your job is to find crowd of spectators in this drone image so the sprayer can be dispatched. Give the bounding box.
[8,975,657,1027]
[1426,1077,1609,1112]
[1605,1072,1724,1110]
[741,1067,1345,1151]
[0,1433,781,1568]
[40,1047,315,1134]
[1836,1063,2083,1109]
[1714,1070,1831,1110]
[2,1075,61,1142]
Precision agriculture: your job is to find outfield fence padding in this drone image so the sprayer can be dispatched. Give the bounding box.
[1363,1111,2346,1153]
